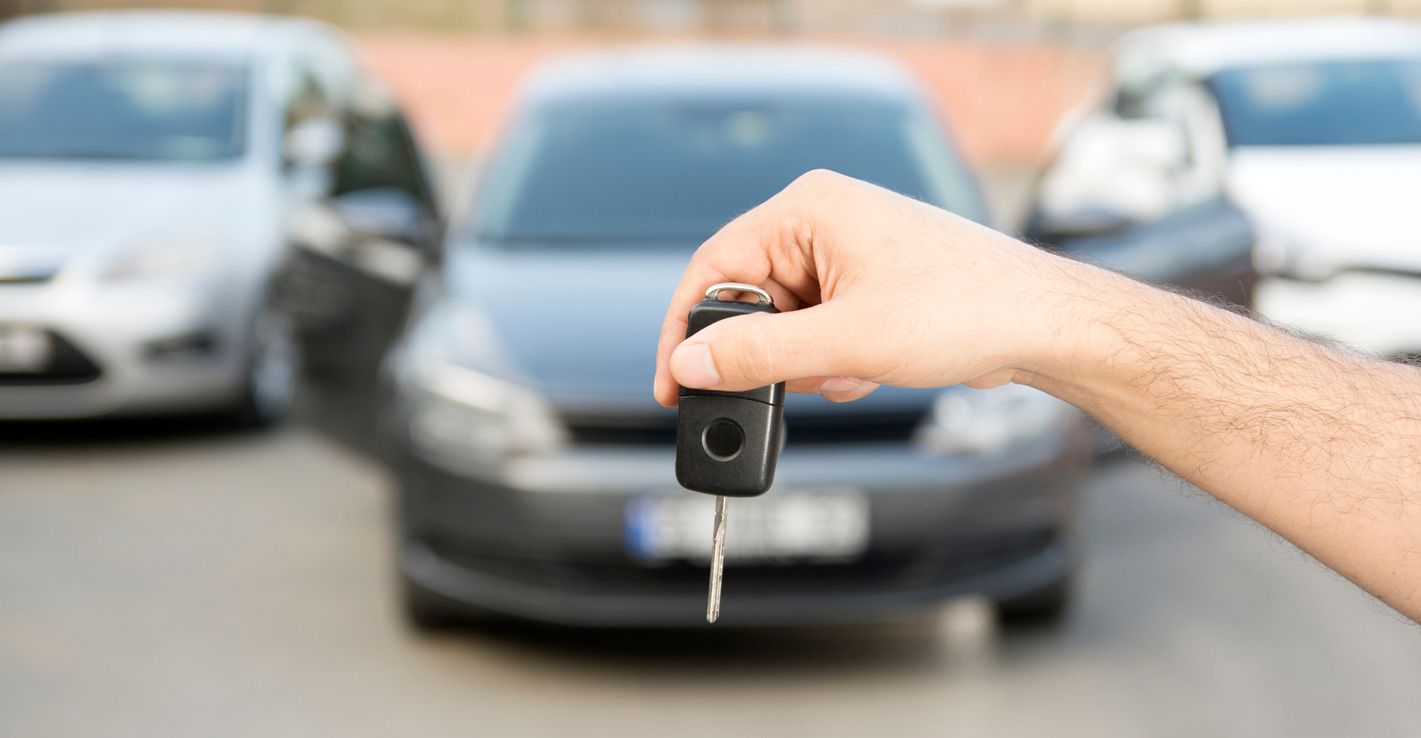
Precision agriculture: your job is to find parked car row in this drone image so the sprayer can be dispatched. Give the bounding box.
[3,10,1415,629]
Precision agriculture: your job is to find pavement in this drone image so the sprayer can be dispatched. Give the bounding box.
[1,413,1419,738]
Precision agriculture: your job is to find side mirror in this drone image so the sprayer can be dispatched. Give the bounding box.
[1113,118,1188,175]
[332,188,435,248]
[1031,115,1189,240]
[285,117,345,169]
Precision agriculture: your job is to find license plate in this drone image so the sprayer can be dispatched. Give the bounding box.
[626,488,869,563]
[0,326,50,372]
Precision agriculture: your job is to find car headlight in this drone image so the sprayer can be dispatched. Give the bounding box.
[405,359,566,465]
[1254,230,1335,283]
[102,237,224,282]
[915,384,1076,456]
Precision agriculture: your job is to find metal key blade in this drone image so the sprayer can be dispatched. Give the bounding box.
[707,495,728,623]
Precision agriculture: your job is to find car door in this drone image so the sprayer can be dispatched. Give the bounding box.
[279,89,442,380]
[1025,71,1256,308]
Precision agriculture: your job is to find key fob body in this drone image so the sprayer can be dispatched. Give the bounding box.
[675,292,785,497]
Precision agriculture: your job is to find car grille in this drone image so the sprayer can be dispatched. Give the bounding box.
[562,408,929,446]
[0,331,102,385]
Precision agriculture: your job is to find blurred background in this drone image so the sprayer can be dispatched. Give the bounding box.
[3,1,1421,737]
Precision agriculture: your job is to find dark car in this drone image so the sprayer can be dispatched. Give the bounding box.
[383,46,1093,629]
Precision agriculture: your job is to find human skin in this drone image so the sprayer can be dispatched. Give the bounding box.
[653,170,1421,621]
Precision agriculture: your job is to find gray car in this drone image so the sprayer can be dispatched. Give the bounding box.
[0,11,428,423]
[384,46,1092,628]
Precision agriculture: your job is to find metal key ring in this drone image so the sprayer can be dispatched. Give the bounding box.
[704,282,773,307]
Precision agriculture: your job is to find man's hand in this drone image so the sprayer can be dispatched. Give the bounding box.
[655,170,1421,621]
[653,169,1073,406]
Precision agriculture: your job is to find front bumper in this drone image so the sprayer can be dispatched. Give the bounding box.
[0,281,248,419]
[395,428,1091,627]
[1255,272,1421,358]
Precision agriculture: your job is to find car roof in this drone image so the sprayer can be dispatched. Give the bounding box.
[1113,17,1421,81]
[521,44,925,107]
[0,10,326,61]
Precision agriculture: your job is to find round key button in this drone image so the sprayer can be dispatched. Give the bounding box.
[702,418,744,461]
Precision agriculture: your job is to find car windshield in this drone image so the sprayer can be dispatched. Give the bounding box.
[1207,57,1421,147]
[467,97,984,246]
[0,59,248,161]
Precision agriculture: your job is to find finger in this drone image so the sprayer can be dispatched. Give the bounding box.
[787,376,834,394]
[655,284,803,406]
[759,277,803,314]
[669,303,866,392]
[785,375,873,395]
[653,247,760,407]
[820,378,880,403]
[654,188,824,406]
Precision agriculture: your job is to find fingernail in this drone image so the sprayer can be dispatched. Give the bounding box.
[819,376,866,393]
[671,343,720,388]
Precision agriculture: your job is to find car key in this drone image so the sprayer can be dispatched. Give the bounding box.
[675,282,786,623]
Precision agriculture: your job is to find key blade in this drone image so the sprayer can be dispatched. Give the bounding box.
[707,495,728,623]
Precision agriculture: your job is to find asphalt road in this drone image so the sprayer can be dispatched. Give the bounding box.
[2,412,1419,738]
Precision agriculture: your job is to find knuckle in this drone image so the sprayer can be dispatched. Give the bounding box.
[792,168,842,192]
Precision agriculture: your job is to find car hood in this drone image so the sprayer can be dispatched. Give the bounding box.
[443,245,935,414]
[0,162,261,280]
[1228,146,1421,272]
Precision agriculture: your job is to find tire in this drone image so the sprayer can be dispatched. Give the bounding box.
[994,575,1073,628]
[228,302,300,428]
[398,569,503,634]
[399,571,461,633]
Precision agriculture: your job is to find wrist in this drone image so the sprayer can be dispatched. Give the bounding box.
[1008,255,1146,406]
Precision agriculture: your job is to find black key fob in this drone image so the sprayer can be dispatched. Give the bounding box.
[675,283,786,497]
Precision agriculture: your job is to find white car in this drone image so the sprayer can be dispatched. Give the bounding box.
[0,11,435,422]
[1032,18,1421,358]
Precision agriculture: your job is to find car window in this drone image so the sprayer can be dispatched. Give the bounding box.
[467,96,986,246]
[1207,57,1421,147]
[333,108,436,211]
[302,31,362,109]
[1112,79,1154,121]
[282,59,333,132]
[0,59,248,162]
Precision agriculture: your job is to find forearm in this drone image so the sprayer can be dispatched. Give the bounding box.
[1022,259,1421,619]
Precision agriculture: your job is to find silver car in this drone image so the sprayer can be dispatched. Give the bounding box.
[0,11,423,423]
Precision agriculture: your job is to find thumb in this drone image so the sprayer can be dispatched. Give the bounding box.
[669,304,858,392]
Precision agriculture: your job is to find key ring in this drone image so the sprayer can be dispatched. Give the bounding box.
[704,282,773,307]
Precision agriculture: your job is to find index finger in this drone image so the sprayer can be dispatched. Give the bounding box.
[652,195,822,407]
[652,221,768,407]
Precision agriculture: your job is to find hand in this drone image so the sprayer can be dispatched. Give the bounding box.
[655,170,1421,622]
[653,169,1076,407]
